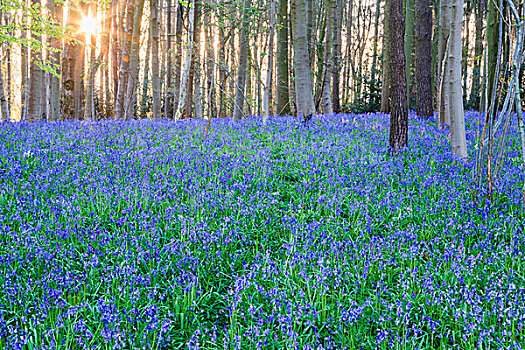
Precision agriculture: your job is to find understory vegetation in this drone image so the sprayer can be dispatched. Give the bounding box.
[0,112,524,349]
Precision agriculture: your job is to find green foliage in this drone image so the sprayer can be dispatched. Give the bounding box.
[0,0,68,77]
[343,66,382,114]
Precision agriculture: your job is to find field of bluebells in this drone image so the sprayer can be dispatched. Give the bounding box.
[0,112,524,350]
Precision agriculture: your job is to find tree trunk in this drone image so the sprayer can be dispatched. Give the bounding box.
[151,0,161,119]
[439,0,468,159]
[61,1,85,120]
[415,0,433,118]
[174,0,195,121]
[437,0,451,126]
[0,8,9,121]
[204,8,216,120]
[486,0,499,107]
[0,61,9,121]
[114,0,134,120]
[164,0,173,118]
[388,0,408,152]
[468,0,486,109]
[123,0,146,120]
[27,0,43,122]
[171,2,183,117]
[84,1,98,120]
[370,0,381,107]
[217,5,227,118]
[276,0,291,115]
[331,0,343,113]
[293,0,316,119]
[380,0,391,113]
[404,0,415,109]
[232,0,252,122]
[263,0,276,125]
[321,0,334,115]
[140,33,151,118]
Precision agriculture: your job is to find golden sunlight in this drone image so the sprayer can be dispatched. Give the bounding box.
[80,14,98,35]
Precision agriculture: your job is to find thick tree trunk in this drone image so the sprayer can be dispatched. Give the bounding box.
[293,0,316,119]
[276,0,291,115]
[232,0,252,122]
[380,0,391,113]
[61,1,85,120]
[415,0,433,118]
[151,0,161,119]
[263,0,276,125]
[321,0,334,115]
[27,0,43,122]
[438,0,469,157]
[123,0,146,120]
[440,0,468,159]
[174,0,195,121]
[388,0,408,152]
[114,0,134,120]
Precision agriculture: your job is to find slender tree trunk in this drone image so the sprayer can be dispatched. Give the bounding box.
[151,0,161,119]
[204,8,216,120]
[293,0,316,119]
[84,1,98,120]
[217,5,227,118]
[462,3,471,103]
[370,0,381,106]
[141,32,151,118]
[389,0,408,152]
[438,0,451,127]
[486,0,499,106]
[174,0,195,120]
[0,61,9,121]
[0,8,9,121]
[232,0,252,122]
[21,0,29,121]
[415,0,433,118]
[27,0,43,122]
[171,2,183,117]
[164,0,173,118]
[469,0,486,109]
[5,10,11,115]
[111,0,121,117]
[123,0,145,120]
[276,0,291,115]
[404,0,415,109]
[321,0,334,115]
[380,0,391,113]
[184,2,200,118]
[194,11,203,120]
[263,0,276,125]
[331,0,343,113]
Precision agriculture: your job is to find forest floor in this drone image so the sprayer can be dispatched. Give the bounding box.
[0,112,524,349]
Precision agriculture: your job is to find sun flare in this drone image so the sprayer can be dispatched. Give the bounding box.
[80,15,97,35]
